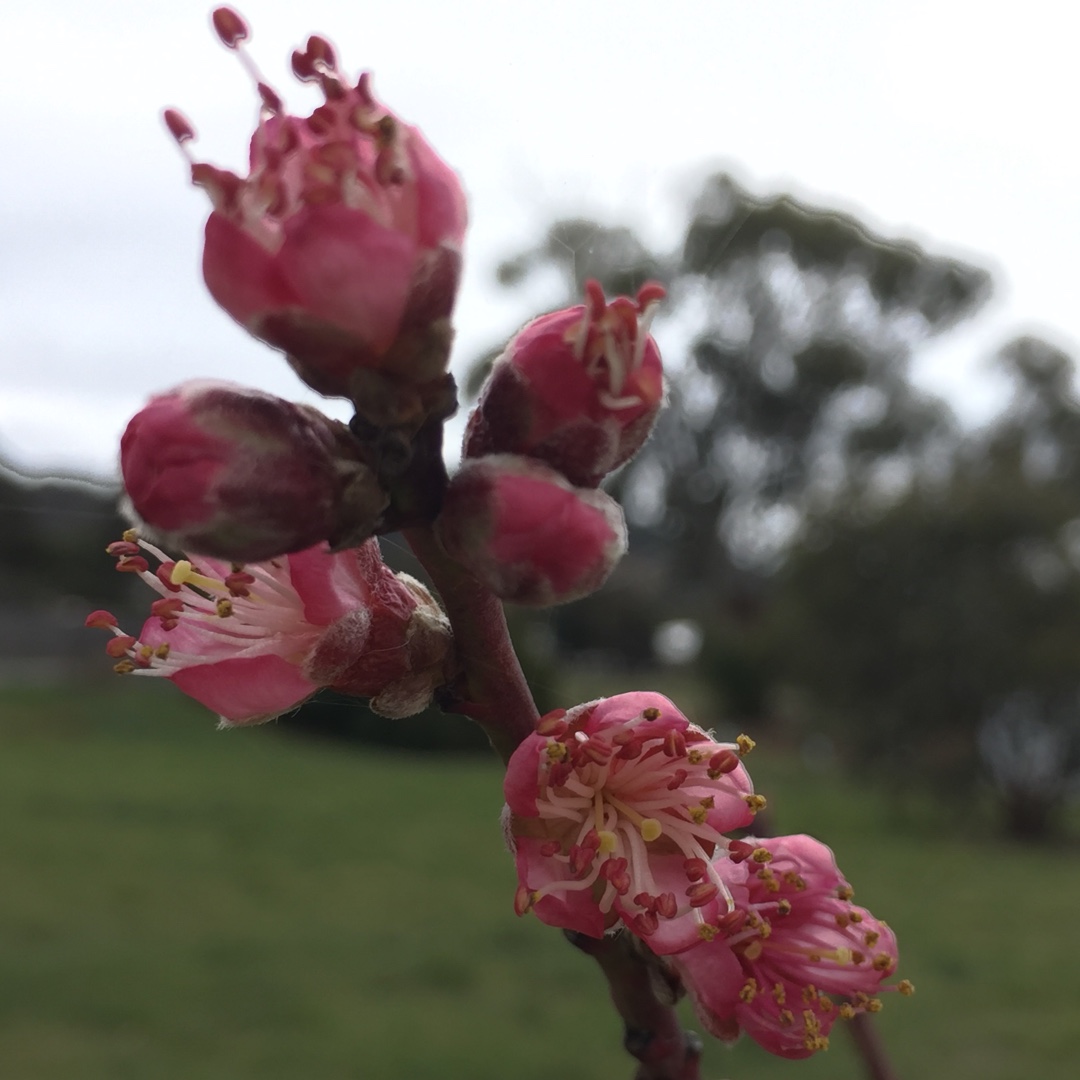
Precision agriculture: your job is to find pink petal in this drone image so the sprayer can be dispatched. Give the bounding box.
[170,653,317,724]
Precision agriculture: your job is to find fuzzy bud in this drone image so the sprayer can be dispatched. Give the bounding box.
[120,381,387,562]
[435,455,627,606]
[464,280,665,486]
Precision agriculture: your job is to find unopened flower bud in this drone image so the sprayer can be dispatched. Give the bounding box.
[167,11,468,403]
[435,455,627,606]
[464,280,665,486]
[120,381,387,562]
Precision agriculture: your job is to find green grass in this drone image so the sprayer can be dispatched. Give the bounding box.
[1,679,1076,1078]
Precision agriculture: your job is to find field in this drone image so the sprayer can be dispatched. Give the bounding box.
[1,679,1077,1079]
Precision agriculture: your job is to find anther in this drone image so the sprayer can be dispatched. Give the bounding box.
[85,610,118,630]
[736,734,756,755]
[211,6,249,49]
[898,980,915,996]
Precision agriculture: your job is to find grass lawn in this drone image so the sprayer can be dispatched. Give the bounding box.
[0,679,1076,1078]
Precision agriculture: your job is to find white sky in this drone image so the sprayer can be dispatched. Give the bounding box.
[3,0,1079,479]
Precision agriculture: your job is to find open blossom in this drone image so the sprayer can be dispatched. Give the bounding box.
[464,280,665,487]
[121,380,386,562]
[668,834,907,1059]
[86,532,453,724]
[435,455,627,606]
[504,692,760,947]
[164,7,468,400]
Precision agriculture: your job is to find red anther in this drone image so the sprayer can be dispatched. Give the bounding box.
[536,709,568,737]
[105,636,137,658]
[636,281,667,310]
[290,47,317,82]
[156,562,183,593]
[151,598,185,619]
[569,843,596,877]
[115,556,149,574]
[655,892,678,919]
[581,828,601,851]
[609,870,631,895]
[630,911,659,937]
[84,610,118,630]
[686,881,720,908]
[633,891,657,912]
[584,279,607,321]
[683,857,708,882]
[616,739,643,760]
[666,767,689,791]
[728,839,756,864]
[539,839,562,857]
[575,738,612,766]
[513,884,534,916]
[224,571,254,597]
[547,760,573,789]
[257,81,283,113]
[608,297,639,335]
[162,108,196,145]
[599,856,627,880]
[305,34,337,70]
[106,540,141,557]
[662,729,687,758]
[211,6,249,49]
[708,749,740,777]
[716,908,748,934]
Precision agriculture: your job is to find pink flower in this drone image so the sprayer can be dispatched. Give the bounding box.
[120,381,385,562]
[86,532,453,724]
[668,834,906,1059]
[464,280,665,486]
[435,455,628,606]
[504,692,759,945]
[164,8,468,398]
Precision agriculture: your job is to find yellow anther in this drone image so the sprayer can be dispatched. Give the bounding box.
[864,930,880,947]
[744,794,767,813]
[802,1009,820,1033]
[697,923,719,942]
[545,741,567,762]
[849,910,863,923]
[751,847,772,863]
[640,818,662,842]
[802,985,818,1003]
[819,997,834,1013]
[872,953,894,972]
[216,598,234,618]
[804,1034,829,1052]
[835,912,850,928]
[170,559,194,585]
[736,733,755,755]
[597,830,618,854]
[836,885,854,901]
[700,795,715,809]
[778,1009,794,1026]
[154,643,171,659]
[138,645,153,660]
[742,938,763,961]
[772,983,786,1004]
[851,951,866,965]
[689,806,708,825]
[113,659,135,674]
[838,1003,856,1020]
[865,998,883,1013]
[687,749,706,764]
[739,978,758,1003]
[777,898,792,915]
[642,707,661,721]
[898,979,915,996]
[122,528,139,543]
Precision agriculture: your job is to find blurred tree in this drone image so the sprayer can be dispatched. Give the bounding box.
[772,337,1080,836]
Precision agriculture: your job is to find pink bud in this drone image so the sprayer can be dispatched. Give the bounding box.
[464,281,665,486]
[176,15,468,398]
[120,381,386,562]
[435,455,628,606]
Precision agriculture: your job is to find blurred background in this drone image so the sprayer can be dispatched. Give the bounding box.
[3,1,1079,1077]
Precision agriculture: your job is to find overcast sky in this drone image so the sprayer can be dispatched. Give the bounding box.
[3,0,1079,480]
